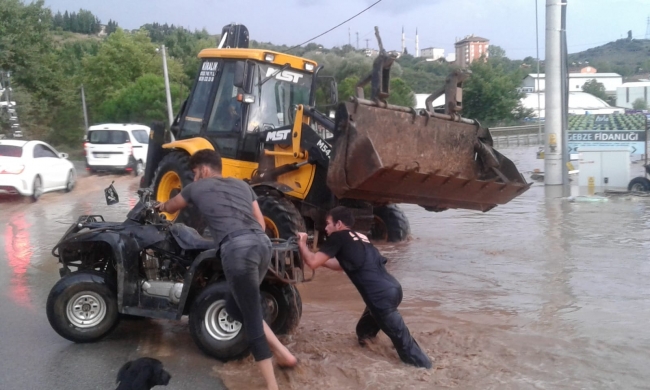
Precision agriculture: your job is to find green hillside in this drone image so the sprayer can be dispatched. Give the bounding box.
[568,38,650,77]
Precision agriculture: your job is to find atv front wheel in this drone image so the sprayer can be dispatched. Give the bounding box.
[189,282,249,361]
[257,195,305,239]
[370,204,411,242]
[152,151,205,232]
[261,283,302,335]
[46,271,119,343]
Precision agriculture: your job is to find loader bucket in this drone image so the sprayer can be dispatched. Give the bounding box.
[327,100,531,212]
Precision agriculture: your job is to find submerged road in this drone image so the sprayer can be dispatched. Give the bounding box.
[0,147,649,389]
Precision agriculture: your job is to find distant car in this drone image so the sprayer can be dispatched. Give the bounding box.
[0,140,76,201]
[12,130,23,139]
[84,123,150,176]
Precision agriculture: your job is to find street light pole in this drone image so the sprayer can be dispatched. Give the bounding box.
[161,45,174,132]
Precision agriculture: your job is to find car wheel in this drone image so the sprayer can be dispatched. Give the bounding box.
[31,176,43,202]
[134,160,144,177]
[65,170,75,192]
[46,271,120,343]
[189,281,250,361]
[628,177,650,192]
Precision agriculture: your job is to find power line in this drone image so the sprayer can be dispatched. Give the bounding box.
[283,0,383,53]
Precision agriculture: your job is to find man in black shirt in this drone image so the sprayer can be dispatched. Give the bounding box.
[297,206,432,369]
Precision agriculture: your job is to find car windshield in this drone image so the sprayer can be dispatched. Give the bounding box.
[247,63,312,132]
[88,130,129,144]
[0,145,23,157]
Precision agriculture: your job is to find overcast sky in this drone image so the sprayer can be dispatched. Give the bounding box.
[42,0,648,60]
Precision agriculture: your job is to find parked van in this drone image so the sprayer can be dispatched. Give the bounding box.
[84,124,150,175]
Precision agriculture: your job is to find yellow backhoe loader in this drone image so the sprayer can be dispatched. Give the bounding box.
[141,25,530,243]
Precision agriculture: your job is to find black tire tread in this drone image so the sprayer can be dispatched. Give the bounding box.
[628,177,650,192]
[262,283,302,335]
[371,204,411,242]
[257,195,305,239]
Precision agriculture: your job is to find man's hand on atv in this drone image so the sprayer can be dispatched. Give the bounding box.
[153,201,165,213]
[297,232,308,246]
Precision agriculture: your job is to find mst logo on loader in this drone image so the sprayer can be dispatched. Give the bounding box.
[266,68,304,83]
[265,129,291,142]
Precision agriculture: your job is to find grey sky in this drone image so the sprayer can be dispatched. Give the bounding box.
[42,0,648,60]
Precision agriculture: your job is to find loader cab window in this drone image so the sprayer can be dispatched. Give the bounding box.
[247,64,312,133]
[180,60,219,138]
[205,61,244,158]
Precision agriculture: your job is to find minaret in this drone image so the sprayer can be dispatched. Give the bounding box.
[415,28,419,57]
[401,26,405,54]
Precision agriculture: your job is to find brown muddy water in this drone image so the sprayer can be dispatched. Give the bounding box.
[1,148,650,390]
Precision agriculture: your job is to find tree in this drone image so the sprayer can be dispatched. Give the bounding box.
[97,74,180,123]
[462,60,528,126]
[387,78,415,106]
[632,98,648,110]
[488,45,506,59]
[582,79,608,101]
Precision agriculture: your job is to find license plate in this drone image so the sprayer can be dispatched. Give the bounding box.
[96,153,109,158]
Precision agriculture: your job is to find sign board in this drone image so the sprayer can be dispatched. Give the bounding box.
[567,114,647,155]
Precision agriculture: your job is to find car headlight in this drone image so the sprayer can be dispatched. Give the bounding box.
[0,164,25,174]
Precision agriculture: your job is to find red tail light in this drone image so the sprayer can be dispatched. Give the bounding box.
[83,142,89,156]
[126,141,133,156]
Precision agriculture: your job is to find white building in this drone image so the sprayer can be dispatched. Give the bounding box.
[420,47,445,61]
[415,94,445,110]
[616,82,650,108]
[445,53,456,63]
[521,73,623,94]
[521,92,624,119]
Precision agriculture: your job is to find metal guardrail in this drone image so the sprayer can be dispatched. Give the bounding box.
[490,124,545,135]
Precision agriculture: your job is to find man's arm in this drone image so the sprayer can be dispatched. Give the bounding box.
[156,193,188,214]
[251,200,265,230]
[297,233,342,271]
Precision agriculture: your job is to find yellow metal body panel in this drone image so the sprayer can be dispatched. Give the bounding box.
[268,105,315,199]
[162,138,259,181]
[198,48,317,72]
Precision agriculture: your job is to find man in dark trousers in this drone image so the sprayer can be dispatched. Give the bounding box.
[297,206,432,369]
[155,149,296,390]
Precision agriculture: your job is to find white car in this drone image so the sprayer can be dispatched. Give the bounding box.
[0,140,76,201]
[84,124,150,175]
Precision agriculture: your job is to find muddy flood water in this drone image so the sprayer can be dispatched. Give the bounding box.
[1,146,649,390]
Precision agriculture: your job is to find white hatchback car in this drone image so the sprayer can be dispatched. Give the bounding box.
[0,140,76,201]
[84,124,150,175]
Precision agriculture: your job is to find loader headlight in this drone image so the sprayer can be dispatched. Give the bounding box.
[304,63,315,72]
[264,53,275,62]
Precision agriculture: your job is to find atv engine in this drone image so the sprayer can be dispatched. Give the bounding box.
[140,248,185,304]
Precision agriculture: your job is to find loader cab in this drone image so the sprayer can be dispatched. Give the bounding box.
[175,49,316,163]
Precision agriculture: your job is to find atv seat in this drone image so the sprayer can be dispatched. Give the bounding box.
[170,224,215,251]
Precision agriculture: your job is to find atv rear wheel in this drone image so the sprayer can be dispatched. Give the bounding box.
[257,195,305,239]
[261,283,302,335]
[189,282,249,361]
[152,151,205,232]
[370,204,411,242]
[46,271,119,343]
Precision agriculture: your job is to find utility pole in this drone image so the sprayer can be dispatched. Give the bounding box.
[544,0,567,185]
[348,27,351,46]
[81,85,89,133]
[365,38,370,49]
[535,0,542,145]
[401,26,405,54]
[161,45,174,131]
[356,32,359,49]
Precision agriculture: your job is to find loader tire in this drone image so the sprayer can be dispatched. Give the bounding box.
[371,204,411,242]
[257,195,305,239]
[152,151,205,233]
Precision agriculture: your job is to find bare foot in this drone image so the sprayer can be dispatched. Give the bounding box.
[275,352,298,368]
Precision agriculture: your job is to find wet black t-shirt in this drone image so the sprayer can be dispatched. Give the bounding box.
[319,230,400,310]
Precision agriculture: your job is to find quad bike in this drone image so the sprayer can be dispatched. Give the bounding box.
[46,185,307,361]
